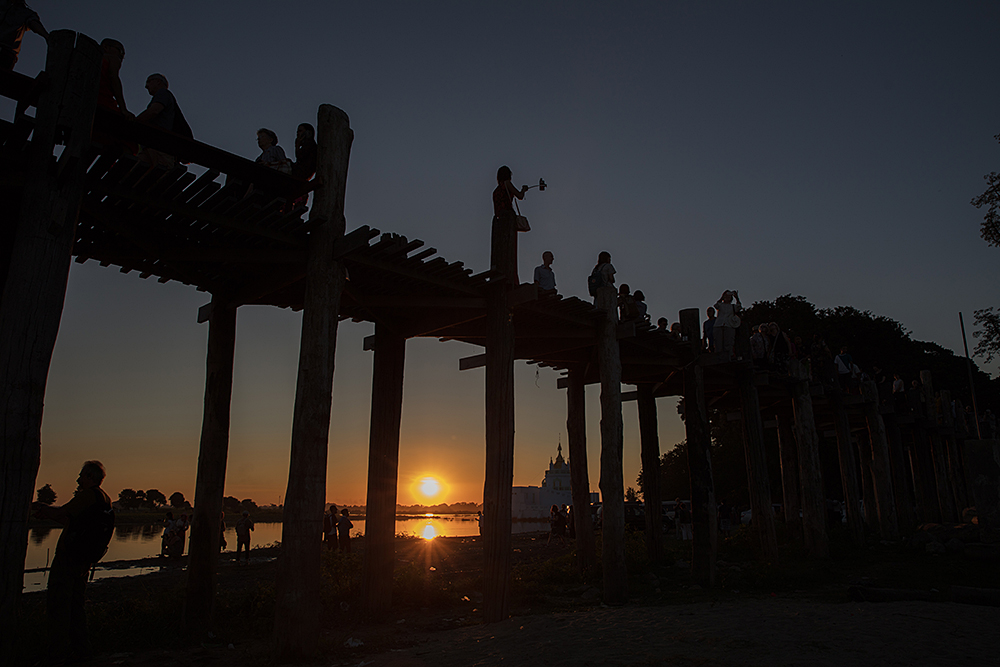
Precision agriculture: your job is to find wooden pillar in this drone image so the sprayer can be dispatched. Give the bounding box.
[596,285,627,604]
[856,433,879,533]
[273,105,352,659]
[921,371,957,523]
[636,384,664,562]
[567,366,597,577]
[0,31,101,649]
[909,421,940,524]
[185,297,238,631]
[775,412,801,538]
[860,380,899,540]
[788,360,828,558]
[736,368,778,562]
[829,387,865,546]
[679,308,717,587]
[884,412,916,533]
[939,390,968,512]
[361,326,406,618]
[482,207,516,623]
[964,439,1000,543]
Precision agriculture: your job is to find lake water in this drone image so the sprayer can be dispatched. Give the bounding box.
[23,514,544,590]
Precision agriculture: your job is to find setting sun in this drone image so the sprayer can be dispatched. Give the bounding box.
[418,476,441,498]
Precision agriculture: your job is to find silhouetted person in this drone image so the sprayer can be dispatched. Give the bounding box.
[633,290,649,322]
[338,508,353,552]
[713,289,742,361]
[533,250,556,294]
[547,504,566,545]
[255,128,290,172]
[0,0,47,71]
[323,504,338,551]
[703,307,716,352]
[588,251,615,303]
[835,347,854,391]
[97,39,129,114]
[235,510,254,564]
[220,511,227,552]
[137,73,189,168]
[656,317,668,331]
[291,123,317,181]
[33,460,112,659]
[492,165,529,283]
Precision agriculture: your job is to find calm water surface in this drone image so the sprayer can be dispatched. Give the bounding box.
[24,514,543,590]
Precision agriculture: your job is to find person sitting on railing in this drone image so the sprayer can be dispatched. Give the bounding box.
[136,73,191,169]
[255,128,291,174]
[0,0,48,71]
[93,39,137,154]
[291,123,317,180]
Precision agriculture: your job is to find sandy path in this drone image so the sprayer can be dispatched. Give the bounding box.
[363,598,1000,667]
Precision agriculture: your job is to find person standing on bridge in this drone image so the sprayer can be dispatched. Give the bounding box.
[0,0,48,71]
[533,251,556,295]
[492,165,529,283]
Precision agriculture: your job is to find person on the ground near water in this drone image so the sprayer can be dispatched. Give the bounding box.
[255,128,291,173]
[750,323,768,366]
[533,250,556,294]
[219,511,227,552]
[703,307,717,352]
[136,73,191,168]
[175,512,189,556]
[547,504,566,545]
[633,290,649,322]
[767,322,793,373]
[835,347,854,392]
[679,501,693,541]
[291,122,317,180]
[323,504,337,551]
[476,510,483,537]
[712,290,742,361]
[618,283,640,322]
[32,460,112,659]
[338,508,354,552]
[656,317,668,332]
[235,510,254,564]
[567,505,576,539]
[0,0,48,71]
[161,511,179,557]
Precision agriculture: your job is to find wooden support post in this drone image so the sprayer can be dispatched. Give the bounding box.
[909,421,940,524]
[788,360,828,558]
[921,371,957,523]
[860,380,899,540]
[884,412,916,533]
[736,367,778,562]
[482,205,516,623]
[273,105,352,660]
[775,413,801,538]
[964,439,1000,543]
[636,384,664,563]
[0,31,101,648]
[596,285,627,604]
[185,296,237,631]
[566,367,597,577]
[829,386,865,546]
[679,308,717,586]
[939,390,968,512]
[361,326,406,618]
[856,433,879,533]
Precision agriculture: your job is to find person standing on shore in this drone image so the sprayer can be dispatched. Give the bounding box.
[338,509,354,553]
[235,510,254,564]
[32,460,113,660]
[323,504,338,551]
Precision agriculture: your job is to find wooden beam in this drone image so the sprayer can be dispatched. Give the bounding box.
[788,359,828,558]
[829,386,865,547]
[680,308,717,587]
[775,412,802,538]
[637,385,664,562]
[273,105,352,660]
[185,296,237,630]
[361,326,406,619]
[861,379,899,540]
[348,253,480,295]
[597,284,627,604]
[567,367,597,578]
[355,294,485,310]
[0,32,102,649]
[921,371,957,522]
[459,354,487,371]
[736,366,778,562]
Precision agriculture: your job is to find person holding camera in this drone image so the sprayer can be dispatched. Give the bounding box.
[713,289,742,361]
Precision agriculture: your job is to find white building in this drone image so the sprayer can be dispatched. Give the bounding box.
[511,443,598,519]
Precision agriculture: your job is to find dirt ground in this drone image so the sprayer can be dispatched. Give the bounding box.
[19,532,1000,666]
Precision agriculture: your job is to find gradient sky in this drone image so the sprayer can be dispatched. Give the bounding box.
[8,2,999,507]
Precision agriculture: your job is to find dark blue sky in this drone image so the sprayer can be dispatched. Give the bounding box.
[11,2,999,504]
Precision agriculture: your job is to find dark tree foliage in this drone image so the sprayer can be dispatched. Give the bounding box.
[36,484,56,506]
[973,308,1000,364]
[118,488,142,509]
[169,491,187,508]
[240,498,259,512]
[972,134,1000,248]
[144,489,167,508]
[223,496,242,512]
[624,487,639,503]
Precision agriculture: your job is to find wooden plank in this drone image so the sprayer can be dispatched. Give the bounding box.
[567,367,597,577]
[861,379,899,540]
[459,354,487,371]
[637,385,664,562]
[737,365,778,562]
[829,386,865,546]
[788,359,829,558]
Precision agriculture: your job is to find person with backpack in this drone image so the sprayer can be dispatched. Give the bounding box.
[32,460,114,658]
[587,251,615,302]
[618,283,639,322]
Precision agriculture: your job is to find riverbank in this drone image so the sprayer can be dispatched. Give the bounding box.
[13,527,1000,666]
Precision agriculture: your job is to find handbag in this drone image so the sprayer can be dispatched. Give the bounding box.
[514,197,530,232]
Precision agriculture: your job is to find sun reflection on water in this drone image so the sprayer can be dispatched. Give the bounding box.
[421,523,438,540]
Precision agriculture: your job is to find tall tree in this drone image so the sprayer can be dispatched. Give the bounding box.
[118,489,141,510]
[145,489,167,508]
[36,484,56,506]
[169,491,187,508]
[972,133,1000,247]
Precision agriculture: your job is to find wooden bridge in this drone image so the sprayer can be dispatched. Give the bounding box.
[1,31,986,660]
